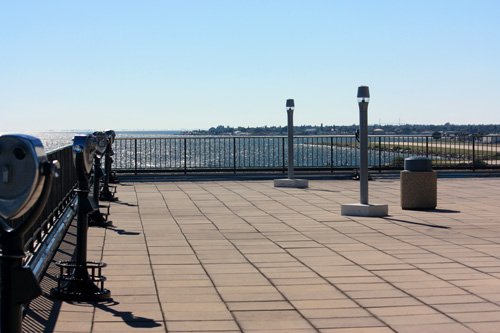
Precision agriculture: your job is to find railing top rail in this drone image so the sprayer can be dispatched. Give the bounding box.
[46,144,73,155]
[113,134,448,140]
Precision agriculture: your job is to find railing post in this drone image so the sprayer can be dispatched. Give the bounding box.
[426,136,429,158]
[184,137,187,174]
[330,136,334,173]
[134,139,138,175]
[378,136,382,173]
[233,137,237,174]
[282,136,286,174]
[472,135,476,172]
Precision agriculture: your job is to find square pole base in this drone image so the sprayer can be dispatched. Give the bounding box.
[273,178,309,188]
[341,203,389,217]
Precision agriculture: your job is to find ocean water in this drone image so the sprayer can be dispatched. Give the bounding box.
[27,131,181,152]
[11,131,413,170]
[111,136,404,170]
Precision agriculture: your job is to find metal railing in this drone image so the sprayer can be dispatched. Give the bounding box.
[112,135,500,173]
[13,145,78,276]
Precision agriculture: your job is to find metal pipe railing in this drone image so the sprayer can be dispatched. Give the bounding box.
[112,135,500,173]
[19,145,78,269]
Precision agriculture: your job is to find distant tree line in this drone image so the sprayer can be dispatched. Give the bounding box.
[185,123,500,136]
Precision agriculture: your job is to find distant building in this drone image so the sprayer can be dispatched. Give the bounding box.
[444,131,457,137]
[305,128,318,135]
[482,134,500,144]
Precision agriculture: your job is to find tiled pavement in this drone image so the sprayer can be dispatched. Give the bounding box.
[24,177,500,332]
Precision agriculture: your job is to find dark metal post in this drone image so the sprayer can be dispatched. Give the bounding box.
[88,153,108,227]
[282,137,286,173]
[287,100,295,179]
[75,183,91,279]
[233,137,237,174]
[341,86,387,217]
[273,99,308,188]
[426,136,429,157]
[100,143,115,201]
[134,139,138,175]
[378,136,382,173]
[93,156,102,205]
[0,237,32,333]
[330,136,334,173]
[184,138,187,174]
[359,96,369,205]
[472,135,476,172]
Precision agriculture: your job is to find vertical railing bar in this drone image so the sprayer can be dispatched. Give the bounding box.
[282,136,286,173]
[472,135,476,172]
[184,137,187,174]
[378,136,382,173]
[134,138,138,174]
[426,136,429,158]
[233,137,237,173]
[330,136,333,173]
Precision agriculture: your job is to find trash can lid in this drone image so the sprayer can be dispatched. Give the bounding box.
[404,157,432,172]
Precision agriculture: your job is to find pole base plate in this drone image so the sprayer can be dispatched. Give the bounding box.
[273,178,309,188]
[341,203,389,217]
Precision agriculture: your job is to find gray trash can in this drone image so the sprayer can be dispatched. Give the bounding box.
[400,157,437,210]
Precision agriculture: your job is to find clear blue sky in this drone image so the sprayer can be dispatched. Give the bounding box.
[1,0,499,132]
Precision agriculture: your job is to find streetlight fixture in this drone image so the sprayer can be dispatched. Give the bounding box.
[274,98,308,188]
[341,86,388,217]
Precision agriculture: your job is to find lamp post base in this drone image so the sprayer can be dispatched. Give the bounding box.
[273,178,309,188]
[341,203,388,217]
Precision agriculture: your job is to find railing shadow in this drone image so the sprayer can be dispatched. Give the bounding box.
[22,225,78,333]
[22,295,61,333]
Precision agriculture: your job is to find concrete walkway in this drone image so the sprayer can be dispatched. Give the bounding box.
[24,177,500,332]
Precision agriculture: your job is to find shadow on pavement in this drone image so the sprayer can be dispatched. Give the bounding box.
[383,217,451,229]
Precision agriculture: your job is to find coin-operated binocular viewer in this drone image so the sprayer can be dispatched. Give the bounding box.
[99,129,118,201]
[82,132,110,227]
[0,134,59,333]
[88,131,112,227]
[51,134,110,302]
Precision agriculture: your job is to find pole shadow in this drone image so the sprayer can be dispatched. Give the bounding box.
[111,200,138,207]
[383,217,450,229]
[430,208,461,213]
[304,188,340,193]
[106,225,141,236]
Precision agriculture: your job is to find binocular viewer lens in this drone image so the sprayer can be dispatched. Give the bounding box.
[0,134,52,220]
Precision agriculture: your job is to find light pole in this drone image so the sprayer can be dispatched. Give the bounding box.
[341,86,388,217]
[274,98,308,188]
[286,99,295,180]
[358,86,370,205]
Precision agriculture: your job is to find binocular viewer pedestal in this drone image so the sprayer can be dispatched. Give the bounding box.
[89,154,112,227]
[51,189,110,301]
[50,134,111,302]
[100,136,119,200]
